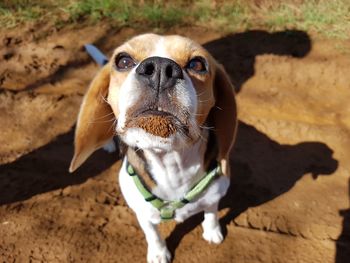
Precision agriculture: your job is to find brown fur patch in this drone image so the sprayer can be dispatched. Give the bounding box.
[70,63,114,172]
[127,115,177,138]
[126,148,157,189]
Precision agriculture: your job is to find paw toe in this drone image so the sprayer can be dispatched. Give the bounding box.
[202,226,224,244]
[147,247,171,263]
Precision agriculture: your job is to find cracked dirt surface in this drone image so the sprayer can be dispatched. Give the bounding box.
[0,23,349,262]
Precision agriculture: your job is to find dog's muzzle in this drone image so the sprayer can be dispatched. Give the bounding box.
[124,57,190,139]
[136,56,183,92]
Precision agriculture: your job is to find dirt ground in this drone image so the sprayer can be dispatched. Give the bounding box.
[0,22,350,263]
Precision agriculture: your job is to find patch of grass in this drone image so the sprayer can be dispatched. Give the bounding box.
[193,1,250,31]
[264,4,299,29]
[0,0,349,39]
[62,0,130,23]
[0,0,61,28]
[140,5,184,28]
[60,0,188,28]
[300,0,350,39]
[0,6,42,27]
[260,0,350,39]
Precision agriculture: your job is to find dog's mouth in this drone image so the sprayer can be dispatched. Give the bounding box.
[125,107,189,138]
[138,108,174,118]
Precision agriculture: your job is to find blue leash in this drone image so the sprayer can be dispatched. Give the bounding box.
[84,44,109,66]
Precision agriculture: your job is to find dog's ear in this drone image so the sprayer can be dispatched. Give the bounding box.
[69,64,115,172]
[212,63,237,176]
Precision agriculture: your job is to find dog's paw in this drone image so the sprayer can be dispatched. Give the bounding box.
[147,246,171,263]
[102,140,116,153]
[202,226,224,244]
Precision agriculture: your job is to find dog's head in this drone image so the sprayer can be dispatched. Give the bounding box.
[69,34,237,174]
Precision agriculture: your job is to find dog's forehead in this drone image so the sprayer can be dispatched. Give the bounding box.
[115,33,209,64]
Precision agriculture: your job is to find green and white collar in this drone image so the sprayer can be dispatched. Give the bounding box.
[126,159,222,221]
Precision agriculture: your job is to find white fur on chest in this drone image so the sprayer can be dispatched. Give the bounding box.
[143,137,206,201]
[118,136,230,224]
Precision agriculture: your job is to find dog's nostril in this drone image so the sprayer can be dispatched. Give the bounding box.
[165,65,173,78]
[145,63,155,75]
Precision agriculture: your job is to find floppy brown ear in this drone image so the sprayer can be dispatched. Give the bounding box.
[69,64,115,172]
[212,63,238,176]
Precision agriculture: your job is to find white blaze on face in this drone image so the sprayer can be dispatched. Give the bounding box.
[150,37,171,59]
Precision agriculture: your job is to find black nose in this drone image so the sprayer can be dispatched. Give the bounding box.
[136,56,183,92]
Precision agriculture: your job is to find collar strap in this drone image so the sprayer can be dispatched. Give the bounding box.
[126,159,222,221]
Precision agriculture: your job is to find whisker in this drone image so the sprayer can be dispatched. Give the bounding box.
[199,135,207,143]
[199,125,215,131]
[196,91,207,97]
[185,118,206,143]
[193,113,205,116]
[198,99,212,103]
[196,129,207,143]
[89,117,116,124]
[107,119,118,135]
[92,111,115,121]
[99,93,109,104]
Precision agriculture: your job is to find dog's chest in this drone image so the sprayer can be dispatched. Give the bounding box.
[143,140,206,201]
[119,157,230,223]
[119,131,230,223]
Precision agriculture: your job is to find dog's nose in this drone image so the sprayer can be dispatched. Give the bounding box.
[136,56,183,92]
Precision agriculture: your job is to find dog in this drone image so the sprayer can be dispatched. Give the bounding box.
[69,33,237,263]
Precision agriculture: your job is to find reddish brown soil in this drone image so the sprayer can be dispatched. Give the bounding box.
[127,115,177,138]
[0,23,349,263]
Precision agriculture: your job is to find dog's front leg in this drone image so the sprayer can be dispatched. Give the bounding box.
[137,215,171,263]
[201,202,224,244]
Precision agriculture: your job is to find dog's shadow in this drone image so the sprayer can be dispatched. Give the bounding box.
[166,30,339,257]
[166,122,338,256]
[222,122,338,221]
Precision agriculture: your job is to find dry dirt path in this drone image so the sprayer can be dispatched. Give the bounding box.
[0,24,349,262]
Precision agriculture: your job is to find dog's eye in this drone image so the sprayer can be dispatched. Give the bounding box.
[115,53,136,71]
[186,57,207,73]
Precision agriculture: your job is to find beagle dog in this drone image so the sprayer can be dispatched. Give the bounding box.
[69,34,237,263]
